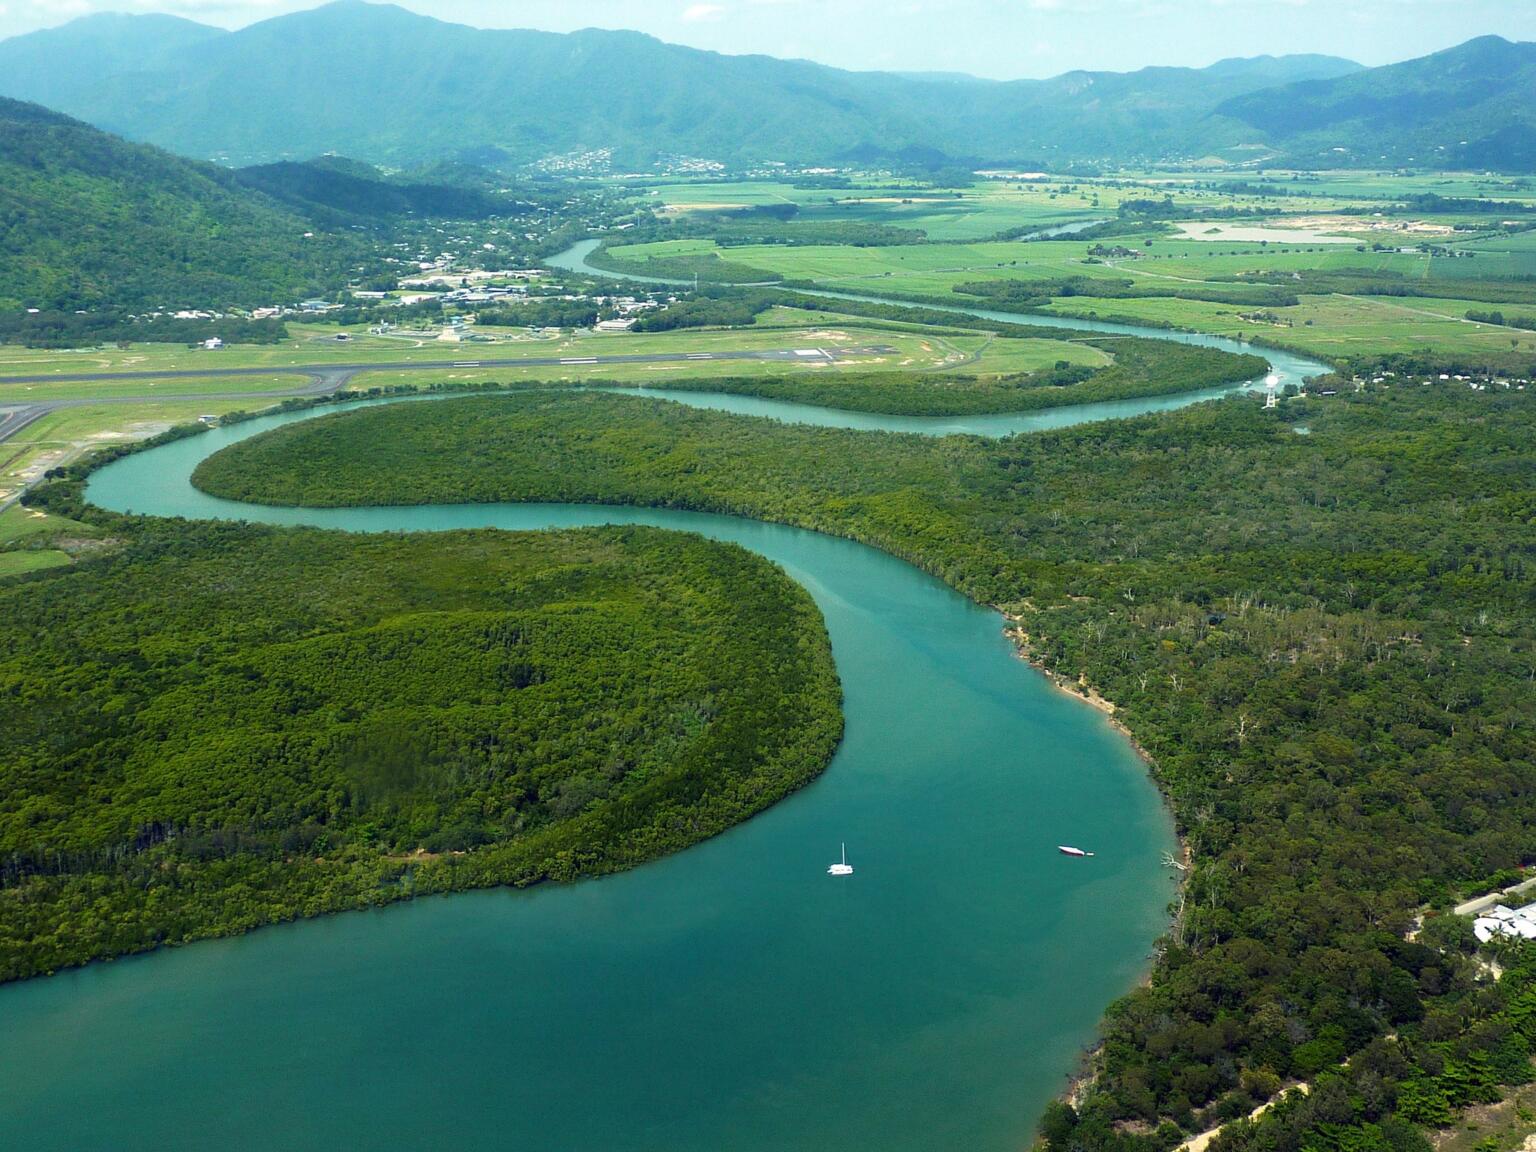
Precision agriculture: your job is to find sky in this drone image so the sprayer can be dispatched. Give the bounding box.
[2,0,1536,78]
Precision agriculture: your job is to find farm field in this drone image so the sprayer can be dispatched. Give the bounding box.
[599,186,1536,362]
[1039,294,1536,358]
[604,235,1449,286]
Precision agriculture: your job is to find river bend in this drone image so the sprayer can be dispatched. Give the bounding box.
[0,253,1331,1150]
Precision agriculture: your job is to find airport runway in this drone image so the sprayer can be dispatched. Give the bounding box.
[0,345,884,445]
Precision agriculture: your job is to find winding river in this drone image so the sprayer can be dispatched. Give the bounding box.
[0,248,1332,1151]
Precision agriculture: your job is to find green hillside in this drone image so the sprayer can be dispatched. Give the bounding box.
[0,97,365,311]
[231,157,508,224]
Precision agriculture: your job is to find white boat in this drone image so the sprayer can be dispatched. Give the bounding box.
[828,843,854,876]
[1058,845,1095,858]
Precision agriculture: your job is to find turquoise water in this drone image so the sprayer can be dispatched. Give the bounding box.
[0,258,1325,1150]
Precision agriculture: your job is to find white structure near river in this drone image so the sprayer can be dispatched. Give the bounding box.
[1473,904,1536,943]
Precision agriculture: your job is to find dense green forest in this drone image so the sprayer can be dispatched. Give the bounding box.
[231,157,508,225]
[0,517,841,982]
[191,386,1536,1151]
[0,97,371,312]
[585,245,783,285]
[0,311,289,349]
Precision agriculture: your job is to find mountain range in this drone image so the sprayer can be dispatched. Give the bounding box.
[1218,35,1536,170]
[0,3,1531,171]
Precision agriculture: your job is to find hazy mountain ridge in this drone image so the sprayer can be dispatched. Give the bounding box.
[0,2,1366,168]
[1217,36,1536,168]
[0,3,1530,170]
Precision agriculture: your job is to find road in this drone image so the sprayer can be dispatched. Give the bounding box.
[0,345,882,446]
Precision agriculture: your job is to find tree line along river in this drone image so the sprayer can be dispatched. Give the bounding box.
[0,247,1331,1151]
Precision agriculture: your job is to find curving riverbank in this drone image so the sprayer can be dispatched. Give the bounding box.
[0,260,1333,1150]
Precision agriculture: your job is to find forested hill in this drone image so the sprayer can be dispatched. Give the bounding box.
[1218,36,1536,169]
[0,98,364,312]
[0,1,1366,169]
[230,157,508,224]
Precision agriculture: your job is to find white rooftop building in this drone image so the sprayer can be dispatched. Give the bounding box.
[1474,904,1536,943]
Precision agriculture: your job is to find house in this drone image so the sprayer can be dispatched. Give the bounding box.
[594,318,637,332]
[1474,904,1536,943]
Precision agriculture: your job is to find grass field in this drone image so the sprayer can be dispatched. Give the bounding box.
[0,316,1109,397]
[0,549,71,578]
[345,328,1106,389]
[619,175,1385,242]
[1039,294,1536,358]
[0,374,312,404]
[601,212,1536,360]
[0,400,236,508]
[0,494,103,573]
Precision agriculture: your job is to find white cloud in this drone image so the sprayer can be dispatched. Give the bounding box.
[681,2,724,21]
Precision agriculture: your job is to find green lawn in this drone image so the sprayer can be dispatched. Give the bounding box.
[1039,293,1536,358]
[0,374,310,404]
[0,549,70,578]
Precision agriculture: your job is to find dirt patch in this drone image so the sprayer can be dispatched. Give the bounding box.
[1431,1083,1536,1152]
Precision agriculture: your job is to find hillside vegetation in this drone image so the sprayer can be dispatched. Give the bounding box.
[0,515,841,982]
[190,386,1536,1152]
[230,157,508,224]
[0,97,364,311]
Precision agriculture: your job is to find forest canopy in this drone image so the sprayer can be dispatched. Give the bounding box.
[0,518,841,982]
[190,385,1536,1152]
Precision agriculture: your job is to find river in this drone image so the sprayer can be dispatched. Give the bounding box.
[0,249,1330,1151]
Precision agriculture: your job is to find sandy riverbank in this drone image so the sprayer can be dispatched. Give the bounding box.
[1001,609,1195,1115]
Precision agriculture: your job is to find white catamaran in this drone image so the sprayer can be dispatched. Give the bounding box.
[828,844,854,876]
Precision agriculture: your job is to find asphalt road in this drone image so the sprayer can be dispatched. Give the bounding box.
[0,345,881,446]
